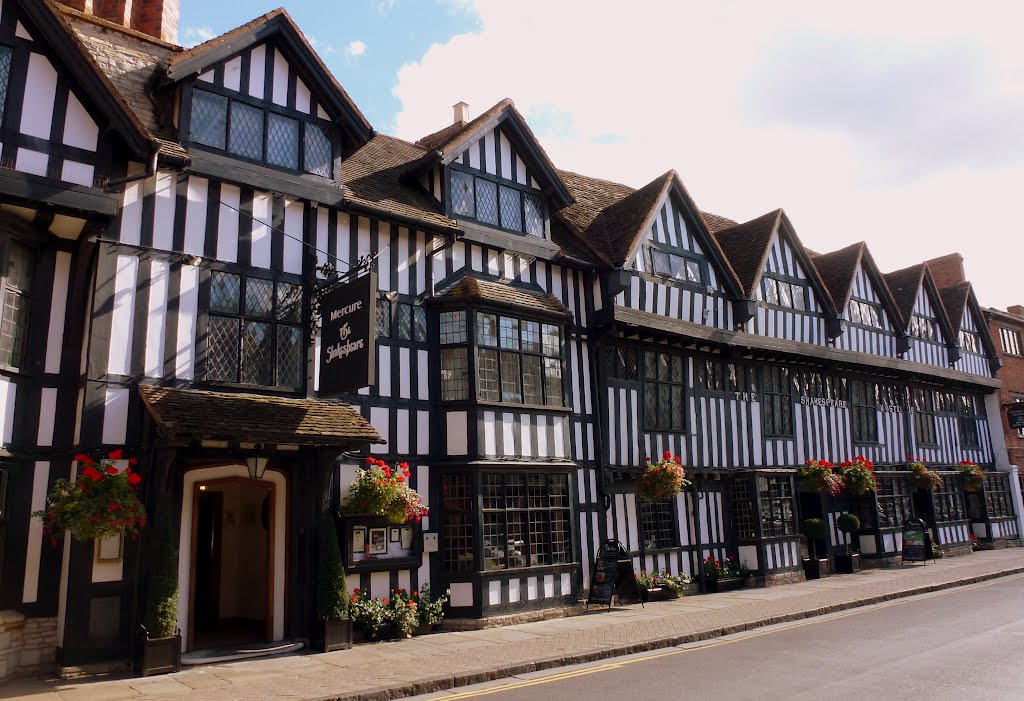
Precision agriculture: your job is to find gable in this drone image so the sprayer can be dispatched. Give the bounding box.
[910,285,948,345]
[847,261,895,332]
[754,232,823,314]
[629,191,722,290]
[448,121,544,193]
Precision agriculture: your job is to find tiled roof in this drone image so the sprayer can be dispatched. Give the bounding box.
[58,6,188,160]
[939,281,972,331]
[883,264,926,327]
[700,211,738,233]
[436,276,571,318]
[416,99,513,153]
[139,385,384,446]
[810,242,865,308]
[549,219,607,267]
[712,210,782,297]
[340,135,457,231]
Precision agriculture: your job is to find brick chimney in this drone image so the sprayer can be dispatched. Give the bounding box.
[925,253,965,289]
[1009,305,1024,318]
[59,0,179,44]
[453,101,470,125]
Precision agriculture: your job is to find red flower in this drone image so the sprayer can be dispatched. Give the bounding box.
[89,470,102,482]
[413,591,419,598]
[382,597,389,605]
[399,462,409,470]
[663,451,672,461]
[108,448,124,460]
[74,453,93,464]
[105,466,119,475]
[139,517,148,527]
[129,457,139,466]
[127,473,142,486]
[353,588,361,595]
[366,456,375,464]
[351,595,358,603]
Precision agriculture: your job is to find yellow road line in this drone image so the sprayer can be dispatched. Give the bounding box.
[438,573,1024,699]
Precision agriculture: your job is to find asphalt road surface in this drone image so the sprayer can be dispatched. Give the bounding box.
[417,574,1024,701]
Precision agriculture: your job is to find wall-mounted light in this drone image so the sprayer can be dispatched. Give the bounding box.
[246,456,269,480]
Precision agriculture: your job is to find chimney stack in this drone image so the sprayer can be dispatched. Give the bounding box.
[1008,305,1024,318]
[60,0,179,44]
[925,253,966,289]
[453,101,470,125]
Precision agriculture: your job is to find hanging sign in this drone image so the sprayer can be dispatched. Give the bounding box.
[1007,404,1024,430]
[902,519,932,564]
[318,272,376,397]
[587,540,642,611]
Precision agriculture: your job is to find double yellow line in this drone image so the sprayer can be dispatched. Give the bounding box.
[438,573,1023,699]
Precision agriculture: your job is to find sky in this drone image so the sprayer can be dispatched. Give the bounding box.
[179,1,1024,311]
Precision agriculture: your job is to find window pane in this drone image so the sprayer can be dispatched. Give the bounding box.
[499,317,520,350]
[245,277,274,317]
[396,303,412,340]
[543,357,563,406]
[376,299,391,338]
[304,123,333,177]
[499,185,522,231]
[521,320,541,353]
[763,278,779,305]
[440,310,466,344]
[210,271,240,314]
[0,46,11,125]
[190,90,227,149]
[848,301,861,325]
[524,193,544,236]
[241,320,273,385]
[276,325,303,388]
[522,355,543,405]
[267,113,299,169]
[441,472,474,572]
[868,306,881,328]
[778,281,792,308]
[542,324,560,357]
[477,348,500,401]
[500,351,522,402]
[276,282,302,322]
[477,312,497,346]
[228,101,264,160]
[0,243,32,368]
[686,259,702,283]
[451,171,475,217]
[413,306,427,342]
[652,250,673,276]
[791,285,805,310]
[440,348,468,400]
[482,510,505,571]
[207,316,239,381]
[476,179,499,225]
[6,242,32,291]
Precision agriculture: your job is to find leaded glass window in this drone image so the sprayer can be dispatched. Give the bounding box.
[731,478,756,540]
[763,366,793,437]
[228,101,264,160]
[499,185,522,232]
[442,472,475,573]
[524,193,544,236]
[759,475,796,537]
[376,299,391,338]
[267,113,299,169]
[206,271,303,389]
[481,472,571,571]
[191,90,228,149]
[449,167,547,236]
[958,393,981,448]
[912,388,938,446]
[451,171,475,218]
[851,379,878,444]
[643,350,686,432]
[475,179,499,226]
[0,46,12,126]
[304,123,333,177]
[440,311,467,344]
[440,348,469,400]
[640,499,676,550]
[0,242,33,368]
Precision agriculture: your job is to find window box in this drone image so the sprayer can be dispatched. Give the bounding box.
[705,576,746,593]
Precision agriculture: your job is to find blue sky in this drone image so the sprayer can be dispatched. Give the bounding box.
[178,0,479,132]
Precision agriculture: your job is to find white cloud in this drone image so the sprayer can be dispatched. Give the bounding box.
[373,0,396,15]
[180,26,216,48]
[308,36,338,57]
[391,0,1024,309]
[346,40,367,57]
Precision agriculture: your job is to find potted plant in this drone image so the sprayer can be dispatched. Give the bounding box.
[958,460,984,492]
[349,588,387,642]
[344,458,428,525]
[411,583,449,635]
[908,458,943,492]
[638,452,690,502]
[315,517,353,652]
[837,455,877,496]
[703,555,747,593]
[384,589,420,639]
[797,459,844,495]
[802,517,830,579]
[34,449,148,543]
[137,528,181,676]
[834,513,862,573]
[635,570,673,602]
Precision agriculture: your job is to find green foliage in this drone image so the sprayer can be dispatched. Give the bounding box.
[143,528,178,639]
[638,453,690,503]
[412,583,449,624]
[349,587,433,639]
[836,513,861,534]
[802,517,828,541]
[909,460,943,491]
[798,460,844,495]
[316,517,348,621]
[345,459,427,524]
[703,555,746,580]
[635,570,691,593]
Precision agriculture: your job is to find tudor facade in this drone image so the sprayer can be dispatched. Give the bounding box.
[0,0,1020,678]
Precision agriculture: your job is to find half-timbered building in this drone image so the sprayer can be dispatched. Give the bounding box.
[0,0,1020,678]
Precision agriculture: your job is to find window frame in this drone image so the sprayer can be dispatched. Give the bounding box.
[911,387,939,447]
[958,328,983,355]
[203,268,306,391]
[187,85,337,179]
[957,393,981,449]
[479,470,573,572]
[730,476,757,542]
[851,379,879,445]
[910,313,942,344]
[932,476,966,523]
[847,297,886,331]
[758,475,796,537]
[641,240,708,289]
[759,274,811,313]
[0,44,13,128]
[999,326,1022,357]
[875,475,913,529]
[639,498,678,551]
[642,350,688,433]
[0,238,34,371]
[447,164,548,238]
[983,473,1015,519]
[762,365,794,438]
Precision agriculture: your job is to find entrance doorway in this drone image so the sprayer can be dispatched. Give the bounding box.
[190,478,274,650]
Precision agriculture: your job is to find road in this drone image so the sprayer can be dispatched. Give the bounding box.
[416,574,1024,701]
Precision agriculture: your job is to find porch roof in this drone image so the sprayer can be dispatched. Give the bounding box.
[138,385,384,446]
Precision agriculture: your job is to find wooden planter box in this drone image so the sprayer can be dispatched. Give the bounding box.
[834,553,862,574]
[137,633,181,677]
[705,576,745,593]
[639,586,680,602]
[315,618,353,652]
[803,557,830,579]
[414,622,437,636]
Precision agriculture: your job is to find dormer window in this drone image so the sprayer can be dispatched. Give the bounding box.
[760,276,807,311]
[189,88,334,178]
[910,314,940,342]
[958,329,981,354]
[848,299,882,329]
[642,244,704,284]
[449,168,545,237]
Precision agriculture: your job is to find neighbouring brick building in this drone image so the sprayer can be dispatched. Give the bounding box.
[986,306,1024,469]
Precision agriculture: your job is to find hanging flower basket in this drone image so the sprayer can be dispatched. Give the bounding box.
[638,452,690,503]
[797,459,844,495]
[32,449,147,543]
[908,458,943,491]
[957,460,984,491]
[837,455,877,496]
[345,458,429,524]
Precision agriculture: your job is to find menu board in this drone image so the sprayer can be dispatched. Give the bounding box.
[587,540,641,610]
[902,521,932,563]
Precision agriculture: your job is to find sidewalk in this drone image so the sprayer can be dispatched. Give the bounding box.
[5,548,1024,701]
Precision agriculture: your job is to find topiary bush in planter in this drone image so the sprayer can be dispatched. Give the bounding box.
[315,516,352,652]
[138,528,180,676]
[835,513,862,573]
[802,517,830,579]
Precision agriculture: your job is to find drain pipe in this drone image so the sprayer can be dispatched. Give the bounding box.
[104,144,159,191]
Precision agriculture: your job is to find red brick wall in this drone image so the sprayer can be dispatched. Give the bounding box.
[988,310,1024,466]
[95,0,131,26]
[131,0,179,44]
[925,253,966,289]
